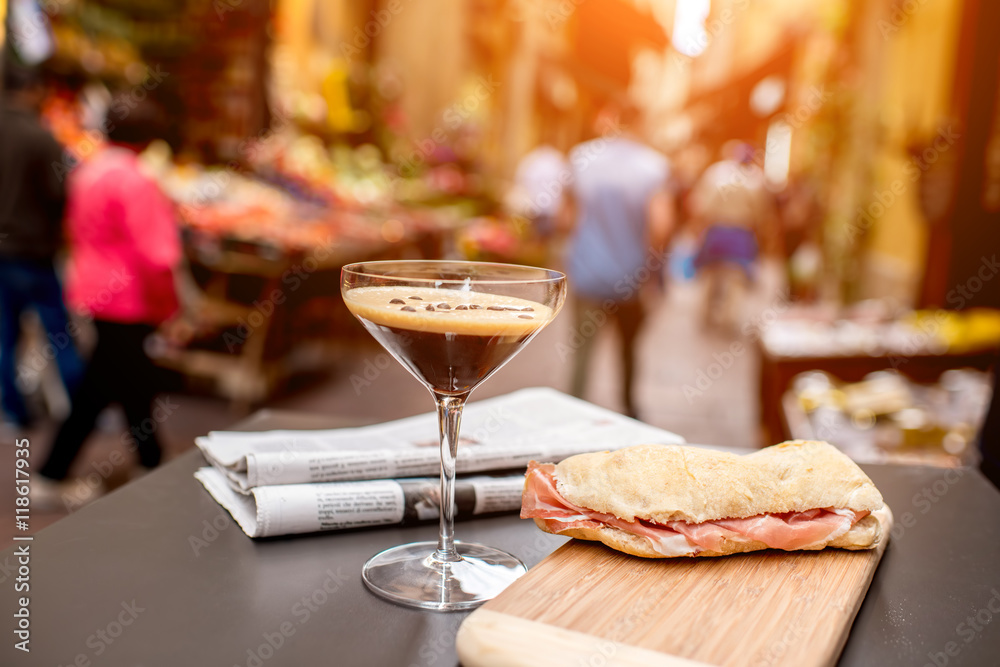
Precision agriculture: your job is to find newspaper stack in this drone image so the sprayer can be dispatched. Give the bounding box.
[194,388,686,538]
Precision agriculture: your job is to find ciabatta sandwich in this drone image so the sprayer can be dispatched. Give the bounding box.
[521,440,890,558]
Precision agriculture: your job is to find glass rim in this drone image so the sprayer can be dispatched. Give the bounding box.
[341,259,566,286]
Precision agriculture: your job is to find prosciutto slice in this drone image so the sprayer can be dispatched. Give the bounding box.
[521,462,868,555]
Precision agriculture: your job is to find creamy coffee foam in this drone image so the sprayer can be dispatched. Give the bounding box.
[344,286,553,335]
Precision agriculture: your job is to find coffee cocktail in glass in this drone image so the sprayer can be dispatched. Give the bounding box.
[342,260,566,611]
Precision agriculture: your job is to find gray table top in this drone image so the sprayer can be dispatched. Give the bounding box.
[4,410,1000,667]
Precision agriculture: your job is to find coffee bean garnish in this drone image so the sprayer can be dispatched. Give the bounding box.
[469,304,482,310]
[408,296,422,300]
[518,314,534,319]
[437,303,450,309]
[455,305,469,310]
[401,306,416,312]
[487,306,505,311]
[425,305,435,311]
[389,298,405,304]
[521,307,534,312]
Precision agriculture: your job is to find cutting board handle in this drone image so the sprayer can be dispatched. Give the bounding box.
[457,608,713,667]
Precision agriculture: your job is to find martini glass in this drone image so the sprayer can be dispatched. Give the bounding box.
[341,260,566,611]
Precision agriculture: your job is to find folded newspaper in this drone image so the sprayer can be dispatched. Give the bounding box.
[195,469,533,538]
[196,388,683,492]
[195,388,686,538]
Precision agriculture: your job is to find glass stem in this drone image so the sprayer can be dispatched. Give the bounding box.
[434,392,468,563]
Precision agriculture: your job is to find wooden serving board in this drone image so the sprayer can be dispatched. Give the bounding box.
[457,509,892,667]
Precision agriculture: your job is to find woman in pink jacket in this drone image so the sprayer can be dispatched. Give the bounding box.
[35,96,180,507]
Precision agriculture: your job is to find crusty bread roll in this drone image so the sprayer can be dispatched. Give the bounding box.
[528,440,890,558]
[555,441,883,523]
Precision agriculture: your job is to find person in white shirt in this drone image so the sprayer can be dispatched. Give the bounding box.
[512,143,570,240]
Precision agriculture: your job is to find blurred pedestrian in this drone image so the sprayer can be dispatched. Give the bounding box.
[33,95,180,509]
[0,64,84,428]
[689,141,775,332]
[563,99,673,419]
[512,137,569,241]
[978,364,1000,490]
[778,173,823,302]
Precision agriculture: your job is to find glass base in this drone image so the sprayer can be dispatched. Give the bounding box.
[362,541,527,611]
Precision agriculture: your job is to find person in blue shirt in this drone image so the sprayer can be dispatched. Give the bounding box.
[562,99,673,419]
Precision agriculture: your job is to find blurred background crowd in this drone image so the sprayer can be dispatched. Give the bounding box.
[2,0,1000,524]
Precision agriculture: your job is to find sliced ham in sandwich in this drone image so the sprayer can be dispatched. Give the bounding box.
[521,440,891,558]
